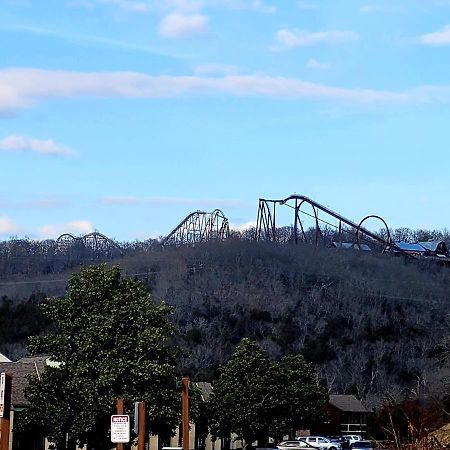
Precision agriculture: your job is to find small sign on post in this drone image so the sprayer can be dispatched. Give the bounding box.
[111,415,130,444]
[0,373,6,418]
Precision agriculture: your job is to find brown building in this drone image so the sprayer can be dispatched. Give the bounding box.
[319,395,370,437]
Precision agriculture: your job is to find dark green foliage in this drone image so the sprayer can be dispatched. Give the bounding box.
[21,265,180,450]
[209,339,327,446]
[0,293,51,359]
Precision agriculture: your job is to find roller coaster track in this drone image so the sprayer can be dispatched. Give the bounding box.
[256,194,413,257]
[55,231,123,258]
[162,209,230,247]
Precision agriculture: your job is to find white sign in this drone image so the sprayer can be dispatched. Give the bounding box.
[0,372,5,418]
[111,415,130,443]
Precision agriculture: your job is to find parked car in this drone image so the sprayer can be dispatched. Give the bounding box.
[297,436,341,450]
[343,435,363,446]
[350,441,376,450]
[328,437,349,448]
[277,441,318,450]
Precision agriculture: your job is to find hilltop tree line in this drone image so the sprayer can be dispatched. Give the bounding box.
[1,233,450,412]
[1,225,450,279]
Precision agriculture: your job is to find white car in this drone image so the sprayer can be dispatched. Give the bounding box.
[298,436,341,450]
[278,441,317,450]
[343,435,363,446]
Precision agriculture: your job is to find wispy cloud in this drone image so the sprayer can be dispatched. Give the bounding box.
[419,25,450,45]
[250,0,275,13]
[306,58,330,70]
[99,195,248,208]
[0,196,69,209]
[0,217,20,236]
[194,63,239,75]
[98,0,152,12]
[273,29,359,49]
[0,23,186,57]
[230,220,256,231]
[360,4,401,13]
[69,0,152,13]
[0,68,418,114]
[159,12,209,38]
[37,220,95,239]
[297,1,316,10]
[0,135,76,156]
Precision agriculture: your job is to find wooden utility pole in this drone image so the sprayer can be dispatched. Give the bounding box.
[182,377,190,450]
[117,397,124,450]
[0,373,12,450]
[137,401,146,450]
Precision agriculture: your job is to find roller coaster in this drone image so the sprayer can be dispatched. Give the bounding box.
[256,194,397,254]
[161,209,230,247]
[1,194,447,261]
[0,232,122,260]
[55,232,123,259]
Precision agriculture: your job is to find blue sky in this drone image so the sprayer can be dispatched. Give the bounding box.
[1,0,450,241]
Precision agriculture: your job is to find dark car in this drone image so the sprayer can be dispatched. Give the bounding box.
[328,437,349,449]
[350,441,376,450]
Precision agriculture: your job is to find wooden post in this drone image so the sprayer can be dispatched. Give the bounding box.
[182,377,189,450]
[138,401,145,450]
[0,373,12,450]
[117,397,124,450]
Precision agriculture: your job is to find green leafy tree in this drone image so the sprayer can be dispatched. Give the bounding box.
[209,338,278,448]
[270,354,328,439]
[21,265,180,450]
[209,339,327,448]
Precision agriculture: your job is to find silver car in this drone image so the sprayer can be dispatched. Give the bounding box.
[278,441,318,450]
[299,437,341,450]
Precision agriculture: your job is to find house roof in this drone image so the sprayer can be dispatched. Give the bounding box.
[0,356,48,406]
[329,395,369,413]
[394,241,427,252]
[194,382,212,401]
[418,241,447,252]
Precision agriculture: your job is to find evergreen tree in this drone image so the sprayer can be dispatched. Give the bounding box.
[22,265,180,450]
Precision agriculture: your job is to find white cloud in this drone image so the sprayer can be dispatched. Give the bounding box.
[163,0,204,12]
[360,4,400,13]
[297,1,316,10]
[419,26,450,45]
[194,63,239,75]
[0,217,19,235]
[0,135,75,156]
[0,68,417,113]
[274,28,359,49]
[37,220,95,239]
[250,0,275,13]
[0,196,69,209]
[230,220,256,231]
[99,196,247,208]
[159,12,209,38]
[306,58,330,70]
[77,0,152,12]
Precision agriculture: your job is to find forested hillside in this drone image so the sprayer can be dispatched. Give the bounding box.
[1,237,450,409]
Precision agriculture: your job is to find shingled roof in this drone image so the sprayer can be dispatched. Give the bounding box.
[328,395,369,413]
[0,356,48,407]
